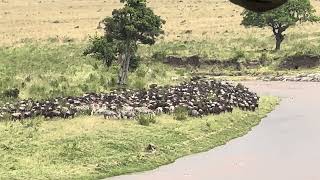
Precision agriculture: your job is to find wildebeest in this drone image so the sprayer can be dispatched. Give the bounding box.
[0,78,259,121]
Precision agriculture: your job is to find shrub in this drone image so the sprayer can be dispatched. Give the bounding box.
[174,106,188,121]
[129,55,141,72]
[2,88,19,98]
[136,114,156,126]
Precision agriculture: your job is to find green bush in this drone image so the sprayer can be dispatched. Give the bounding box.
[2,88,19,98]
[129,55,141,72]
[84,35,116,67]
[173,106,188,121]
[136,114,156,126]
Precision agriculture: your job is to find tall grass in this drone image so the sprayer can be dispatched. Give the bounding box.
[0,42,185,101]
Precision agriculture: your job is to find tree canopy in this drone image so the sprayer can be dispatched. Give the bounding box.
[241,0,319,50]
[85,0,165,85]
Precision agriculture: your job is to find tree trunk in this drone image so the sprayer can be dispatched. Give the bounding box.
[275,33,285,51]
[118,43,131,85]
[275,36,281,51]
[118,54,126,85]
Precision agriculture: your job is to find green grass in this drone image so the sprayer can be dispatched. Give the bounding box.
[140,32,320,61]
[1,35,319,101]
[0,96,279,180]
[0,43,187,102]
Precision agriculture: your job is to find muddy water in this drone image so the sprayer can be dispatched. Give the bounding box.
[108,81,320,180]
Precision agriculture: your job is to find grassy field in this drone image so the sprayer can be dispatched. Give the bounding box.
[1,0,320,59]
[1,0,320,82]
[2,40,320,101]
[0,42,190,101]
[1,0,320,46]
[0,96,279,180]
[0,1,287,179]
[1,41,319,101]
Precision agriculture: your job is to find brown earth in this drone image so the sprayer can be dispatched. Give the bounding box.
[163,54,320,71]
[279,55,320,70]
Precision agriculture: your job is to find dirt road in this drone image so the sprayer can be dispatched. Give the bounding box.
[108,81,320,180]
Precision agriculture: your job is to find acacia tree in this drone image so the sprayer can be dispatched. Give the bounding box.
[241,0,319,50]
[85,0,165,85]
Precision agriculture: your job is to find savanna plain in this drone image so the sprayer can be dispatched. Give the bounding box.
[1,0,319,179]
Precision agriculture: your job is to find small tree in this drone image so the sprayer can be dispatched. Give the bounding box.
[85,0,165,85]
[84,36,116,67]
[241,0,319,50]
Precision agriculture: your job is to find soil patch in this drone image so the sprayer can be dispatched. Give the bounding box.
[163,56,262,70]
[279,55,320,69]
[163,55,320,70]
[163,55,241,69]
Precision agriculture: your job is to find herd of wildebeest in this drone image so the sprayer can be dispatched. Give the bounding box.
[0,77,260,121]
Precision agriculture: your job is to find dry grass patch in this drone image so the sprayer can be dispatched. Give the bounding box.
[1,0,320,46]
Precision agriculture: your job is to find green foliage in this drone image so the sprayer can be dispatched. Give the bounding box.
[129,55,141,72]
[241,0,319,50]
[84,36,116,67]
[87,0,165,85]
[1,88,19,98]
[241,0,318,28]
[174,106,188,121]
[136,114,156,126]
[103,0,165,46]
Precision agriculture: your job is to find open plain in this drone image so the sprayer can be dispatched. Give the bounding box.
[1,0,320,179]
[1,0,320,46]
